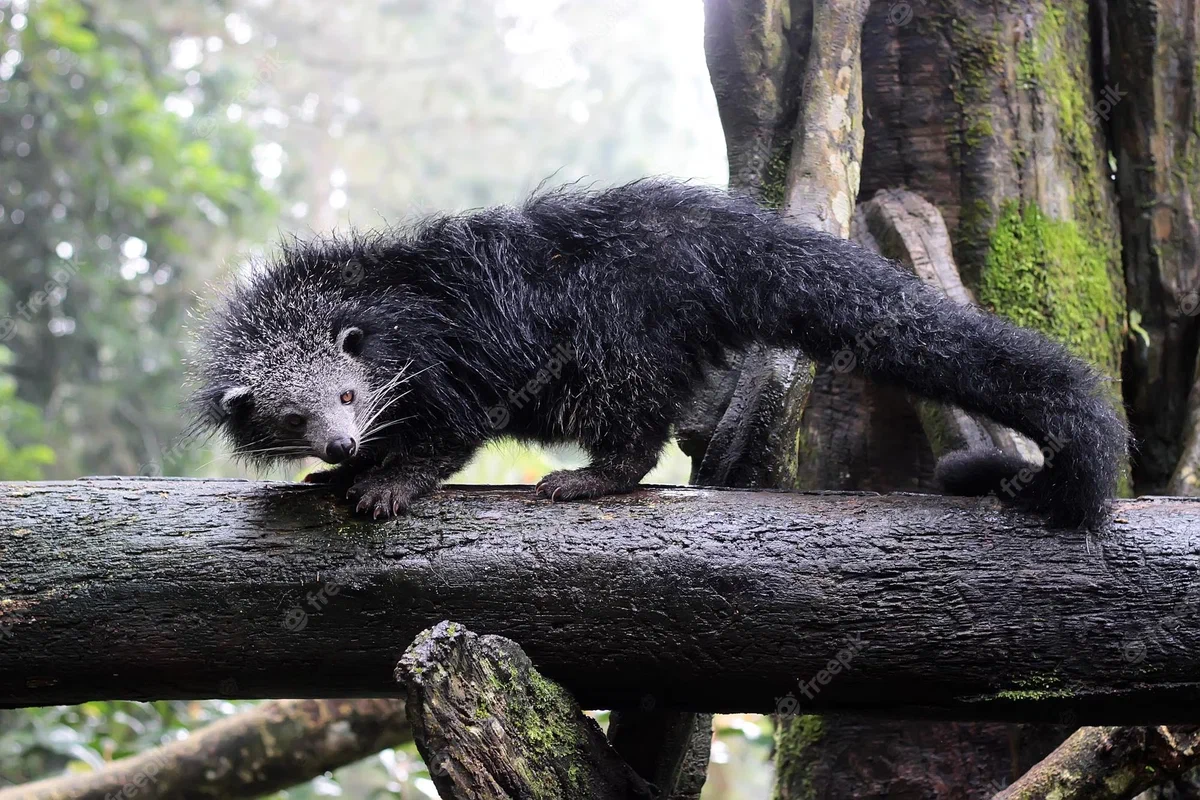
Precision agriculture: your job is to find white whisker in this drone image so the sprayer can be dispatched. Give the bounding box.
[359,389,411,435]
[358,416,415,447]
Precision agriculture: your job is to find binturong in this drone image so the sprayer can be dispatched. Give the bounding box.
[189,180,1127,527]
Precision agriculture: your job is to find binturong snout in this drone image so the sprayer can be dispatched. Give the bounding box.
[324,437,357,464]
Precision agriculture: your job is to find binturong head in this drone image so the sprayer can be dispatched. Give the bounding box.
[187,263,390,468]
[191,320,372,466]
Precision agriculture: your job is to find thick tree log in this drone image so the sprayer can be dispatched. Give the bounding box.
[396,621,653,800]
[2,479,1200,722]
[0,698,409,800]
[994,726,1200,800]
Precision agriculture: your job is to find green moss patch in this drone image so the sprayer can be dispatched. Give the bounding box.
[980,201,1122,377]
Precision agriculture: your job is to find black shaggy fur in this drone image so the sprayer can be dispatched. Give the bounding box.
[191,180,1127,528]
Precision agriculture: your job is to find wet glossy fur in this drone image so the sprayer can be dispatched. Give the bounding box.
[191,180,1127,527]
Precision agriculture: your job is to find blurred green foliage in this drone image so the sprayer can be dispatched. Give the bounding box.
[0,0,275,478]
[0,347,52,478]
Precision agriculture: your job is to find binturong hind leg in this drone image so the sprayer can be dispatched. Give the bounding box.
[534,428,668,502]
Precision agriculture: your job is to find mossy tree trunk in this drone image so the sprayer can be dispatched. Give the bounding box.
[700,0,1154,797]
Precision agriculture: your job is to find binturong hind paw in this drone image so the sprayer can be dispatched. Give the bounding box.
[346,471,433,520]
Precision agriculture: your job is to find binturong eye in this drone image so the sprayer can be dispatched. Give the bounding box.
[340,390,355,405]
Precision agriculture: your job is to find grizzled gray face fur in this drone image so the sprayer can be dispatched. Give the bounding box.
[235,325,367,463]
[198,317,375,465]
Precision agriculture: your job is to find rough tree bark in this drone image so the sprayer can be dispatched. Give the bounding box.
[396,621,653,800]
[3,479,1200,722]
[774,717,1073,799]
[607,710,713,800]
[683,0,813,490]
[995,726,1200,800]
[1108,0,1200,495]
[0,698,410,800]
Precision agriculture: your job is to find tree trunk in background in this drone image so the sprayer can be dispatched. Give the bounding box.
[701,0,1149,796]
[1107,0,1200,495]
[859,0,1126,376]
[1112,4,1200,799]
[775,718,1074,799]
[682,0,813,489]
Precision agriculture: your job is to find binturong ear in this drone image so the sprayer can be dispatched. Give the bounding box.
[218,385,253,416]
[337,326,365,357]
[193,384,253,431]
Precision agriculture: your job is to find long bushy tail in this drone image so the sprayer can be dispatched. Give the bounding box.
[737,220,1127,529]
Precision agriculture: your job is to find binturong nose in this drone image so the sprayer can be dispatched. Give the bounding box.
[324,437,357,464]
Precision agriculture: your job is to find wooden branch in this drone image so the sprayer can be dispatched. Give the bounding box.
[3,479,1200,721]
[994,726,1200,800]
[395,621,653,800]
[0,698,409,800]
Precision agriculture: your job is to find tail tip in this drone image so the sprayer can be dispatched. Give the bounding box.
[936,448,1111,530]
[935,449,1029,498]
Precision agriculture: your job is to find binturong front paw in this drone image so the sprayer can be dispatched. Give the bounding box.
[302,461,363,492]
[345,471,433,520]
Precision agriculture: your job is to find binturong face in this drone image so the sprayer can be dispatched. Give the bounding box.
[194,323,376,467]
